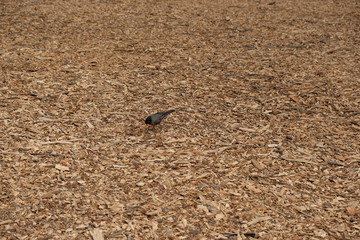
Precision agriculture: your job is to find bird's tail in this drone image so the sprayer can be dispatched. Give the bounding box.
[164,109,175,115]
[160,109,175,117]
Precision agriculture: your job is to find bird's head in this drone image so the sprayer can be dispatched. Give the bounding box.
[145,116,152,125]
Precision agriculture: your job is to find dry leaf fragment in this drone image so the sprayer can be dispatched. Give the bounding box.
[89,228,104,240]
[289,95,300,103]
[252,159,265,170]
[86,121,94,129]
[60,159,69,166]
[346,207,360,216]
[247,216,272,225]
[197,204,210,214]
[215,213,225,221]
[55,164,69,171]
[180,218,188,228]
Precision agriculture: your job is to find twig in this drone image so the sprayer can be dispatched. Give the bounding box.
[279,157,319,164]
[327,161,345,167]
[39,140,80,145]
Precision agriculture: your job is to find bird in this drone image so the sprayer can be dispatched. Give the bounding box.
[145,110,175,126]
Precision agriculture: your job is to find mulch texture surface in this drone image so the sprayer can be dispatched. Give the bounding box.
[1,0,359,239]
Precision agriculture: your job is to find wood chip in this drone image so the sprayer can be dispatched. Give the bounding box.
[247,216,272,225]
[1,1,358,239]
[55,164,70,171]
[89,228,104,240]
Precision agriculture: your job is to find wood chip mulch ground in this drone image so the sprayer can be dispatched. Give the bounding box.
[1,0,359,239]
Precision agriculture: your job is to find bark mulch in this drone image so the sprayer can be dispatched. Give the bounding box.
[1,0,359,239]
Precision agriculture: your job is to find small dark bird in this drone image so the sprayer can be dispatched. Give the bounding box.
[145,110,175,126]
